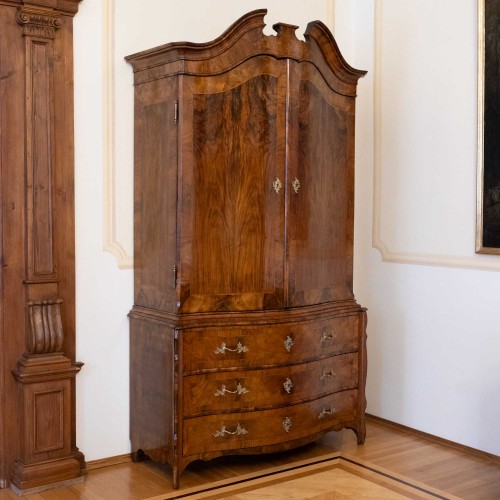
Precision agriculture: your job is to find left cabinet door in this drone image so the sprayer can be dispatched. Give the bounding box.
[178,57,287,313]
[134,77,179,313]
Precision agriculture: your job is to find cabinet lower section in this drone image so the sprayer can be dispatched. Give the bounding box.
[129,303,367,488]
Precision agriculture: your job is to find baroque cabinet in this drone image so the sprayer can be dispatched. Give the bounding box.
[127,10,367,488]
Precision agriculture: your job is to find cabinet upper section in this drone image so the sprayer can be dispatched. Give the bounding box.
[125,9,366,96]
[129,11,366,314]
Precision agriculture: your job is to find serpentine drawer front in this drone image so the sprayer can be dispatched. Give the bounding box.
[183,353,359,416]
[183,389,359,457]
[183,314,360,373]
[128,9,367,488]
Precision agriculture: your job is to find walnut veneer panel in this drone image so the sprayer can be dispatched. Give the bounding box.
[179,59,287,313]
[288,66,356,306]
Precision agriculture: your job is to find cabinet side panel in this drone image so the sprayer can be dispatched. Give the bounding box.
[130,316,175,463]
[134,78,178,312]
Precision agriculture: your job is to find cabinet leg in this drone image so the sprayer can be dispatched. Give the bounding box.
[172,466,179,489]
[132,449,148,463]
[355,416,366,444]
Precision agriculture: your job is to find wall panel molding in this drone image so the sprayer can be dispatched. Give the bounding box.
[102,0,133,269]
[371,0,500,272]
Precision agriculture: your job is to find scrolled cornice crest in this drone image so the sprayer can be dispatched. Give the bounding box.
[16,7,62,38]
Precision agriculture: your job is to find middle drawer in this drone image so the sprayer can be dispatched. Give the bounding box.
[183,352,358,417]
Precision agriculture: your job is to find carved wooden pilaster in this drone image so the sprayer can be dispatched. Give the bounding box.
[0,0,85,493]
[18,6,59,283]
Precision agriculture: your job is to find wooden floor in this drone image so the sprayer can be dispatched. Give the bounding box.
[1,419,499,499]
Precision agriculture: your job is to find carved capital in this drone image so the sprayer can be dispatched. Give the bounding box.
[27,300,64,355]
[16,7,62,38]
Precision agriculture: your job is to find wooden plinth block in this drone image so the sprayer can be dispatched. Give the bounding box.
[10,456,85,494]
[11,353,85,492]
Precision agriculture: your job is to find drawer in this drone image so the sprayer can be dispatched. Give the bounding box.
[183,389,358,457]
[182,314,359,373]
[183,353,358,416]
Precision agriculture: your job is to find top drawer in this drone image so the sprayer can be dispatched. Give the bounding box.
[182,314,359,373]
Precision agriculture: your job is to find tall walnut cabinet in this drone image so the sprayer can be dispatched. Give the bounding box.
[127,10,367,488]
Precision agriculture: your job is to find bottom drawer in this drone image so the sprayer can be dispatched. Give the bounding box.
[182,389,358,457]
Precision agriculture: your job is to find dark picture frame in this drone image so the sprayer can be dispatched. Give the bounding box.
[477,0,500,253]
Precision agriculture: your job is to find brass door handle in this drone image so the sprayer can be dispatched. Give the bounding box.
[292,177,301,193]
[273,177,282,193]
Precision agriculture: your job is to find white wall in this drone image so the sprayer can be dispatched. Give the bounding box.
[340,0,500,455]
[74,0,500,461]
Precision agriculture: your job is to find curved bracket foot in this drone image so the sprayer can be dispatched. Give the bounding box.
[132,449,149,463]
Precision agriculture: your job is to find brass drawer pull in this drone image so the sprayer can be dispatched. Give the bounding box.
[320,331,337,344]
[213,423,248,438]
[292,177,301,193]
[318,404,336,419]
[214,383,249,397]
[284,335,294,352]
[320,369,336,381]
[214,341,249,355]
[273,177,282,193]
[283,417,292,433]
[283,377,293,394]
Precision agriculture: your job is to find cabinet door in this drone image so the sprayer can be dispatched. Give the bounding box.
[287,62,356,307]
[178,57,286,313]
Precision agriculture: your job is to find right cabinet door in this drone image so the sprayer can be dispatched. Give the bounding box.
[287,61,356,307]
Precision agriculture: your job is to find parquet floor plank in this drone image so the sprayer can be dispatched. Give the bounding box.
[0,420,498,499]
